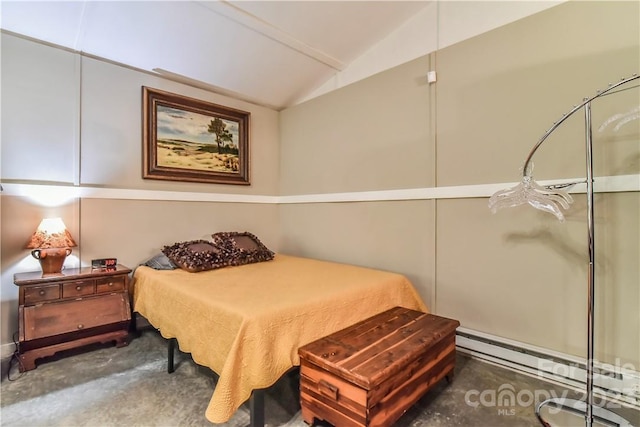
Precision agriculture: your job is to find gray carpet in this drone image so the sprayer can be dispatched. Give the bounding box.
[1,329,638,426]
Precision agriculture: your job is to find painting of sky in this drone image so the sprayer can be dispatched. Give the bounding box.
[157,105,239,146]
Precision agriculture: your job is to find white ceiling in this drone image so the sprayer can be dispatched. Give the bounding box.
[0,1,431,110]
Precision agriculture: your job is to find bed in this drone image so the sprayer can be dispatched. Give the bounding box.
[132,251,427,424]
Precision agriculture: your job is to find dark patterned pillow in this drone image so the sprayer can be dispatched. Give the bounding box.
[211,231,274,267]
[162,240,227,273]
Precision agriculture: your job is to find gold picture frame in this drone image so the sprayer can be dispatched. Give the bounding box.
[142,86,250,185]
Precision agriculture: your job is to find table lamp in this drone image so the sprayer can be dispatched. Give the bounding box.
[26,218,77,275]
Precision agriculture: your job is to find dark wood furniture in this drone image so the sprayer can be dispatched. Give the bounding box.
[14,264,132,371]
[298,306,460,427]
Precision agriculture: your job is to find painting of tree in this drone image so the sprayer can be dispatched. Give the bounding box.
[143,86,250,185]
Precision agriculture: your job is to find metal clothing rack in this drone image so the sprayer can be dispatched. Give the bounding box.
[489,73,639,427]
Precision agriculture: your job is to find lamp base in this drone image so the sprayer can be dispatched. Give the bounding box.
[31,248,73,275]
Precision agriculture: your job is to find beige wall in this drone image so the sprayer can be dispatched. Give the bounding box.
[434,0,639,365]
[436,194,639,364]
[278,53,437,308]
[436,0,640,187]
[278,201,436,309]
[0,33,281,349]
[279,1,640,366]
[280,55,434,195]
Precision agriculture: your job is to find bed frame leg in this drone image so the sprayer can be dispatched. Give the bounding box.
[168,338,176,374]
[249,389,265,427]
[166,336,264,425]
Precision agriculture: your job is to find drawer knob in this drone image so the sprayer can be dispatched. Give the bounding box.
[39,290,45,296]
[108,283,113,287]
[77,324,84,330]
[76,286,82,291]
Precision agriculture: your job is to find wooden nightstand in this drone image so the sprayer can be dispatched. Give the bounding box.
[13,264,132,371]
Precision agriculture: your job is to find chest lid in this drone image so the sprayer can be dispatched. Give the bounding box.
[298,306,460,390]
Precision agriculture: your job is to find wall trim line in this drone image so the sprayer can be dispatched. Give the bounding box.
[0,183,278,204]
[2,174,638,205]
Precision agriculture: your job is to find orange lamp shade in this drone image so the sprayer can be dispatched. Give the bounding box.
[26,218,77,275]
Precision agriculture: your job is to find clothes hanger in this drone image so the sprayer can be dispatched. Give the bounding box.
[489,75,639,223]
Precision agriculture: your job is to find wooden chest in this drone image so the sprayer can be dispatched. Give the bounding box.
[298,306,460,427]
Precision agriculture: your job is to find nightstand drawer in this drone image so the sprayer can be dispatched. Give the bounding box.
[24,285,60,304]
[23,293,130,340]
[62,280,96,298]
[96,276,125,293]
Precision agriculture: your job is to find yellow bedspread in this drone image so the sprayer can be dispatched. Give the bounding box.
[132,254,427,423]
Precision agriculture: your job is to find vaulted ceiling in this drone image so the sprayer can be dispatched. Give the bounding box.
[1,1,431,110]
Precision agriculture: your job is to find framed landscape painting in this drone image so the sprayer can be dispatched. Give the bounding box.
[142,87,250,185]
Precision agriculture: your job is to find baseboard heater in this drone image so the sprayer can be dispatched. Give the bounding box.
[455,327,640,410]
